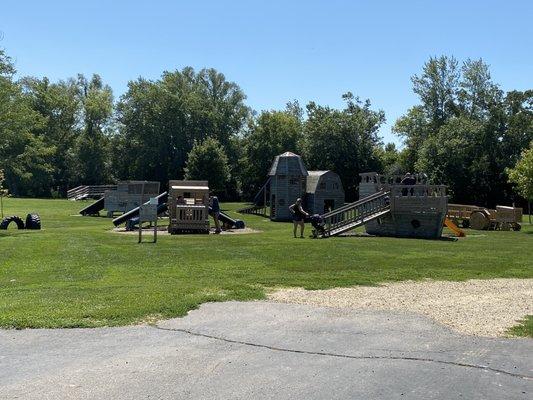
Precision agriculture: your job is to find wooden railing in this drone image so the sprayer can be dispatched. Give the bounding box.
[67,185,117,200]
[319,191,391,237]
[237,204,269,216]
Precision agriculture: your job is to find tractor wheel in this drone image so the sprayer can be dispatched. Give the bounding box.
[0,215,25,230]
[25,213,41,230]
[461,219,470,229]
[512,223,522,231]
[470,211,490,230]
[500,222,511,231]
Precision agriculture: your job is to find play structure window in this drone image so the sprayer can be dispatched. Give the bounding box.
[411,219,421,229]
[278,198,285,206]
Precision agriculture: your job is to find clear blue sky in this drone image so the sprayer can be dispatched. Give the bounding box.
[2,0,532,144]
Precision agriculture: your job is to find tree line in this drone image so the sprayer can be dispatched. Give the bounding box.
[1,48,531,206]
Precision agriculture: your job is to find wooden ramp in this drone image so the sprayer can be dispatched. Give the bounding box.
[237,204,269,216]
[317,191,391,238]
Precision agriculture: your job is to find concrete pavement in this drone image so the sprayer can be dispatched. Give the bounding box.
[1,301,531,399]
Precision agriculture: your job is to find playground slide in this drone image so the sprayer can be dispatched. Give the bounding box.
[79,197,105,216]
[112,192,168,226]
[209,207,245,229]
[444,218,466,237]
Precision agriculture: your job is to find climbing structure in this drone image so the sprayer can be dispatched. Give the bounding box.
[238,152,345,220]
[317,191,391,237]
[316,172,448,239]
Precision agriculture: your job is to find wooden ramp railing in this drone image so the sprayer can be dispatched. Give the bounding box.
[67,185,117,200]
[237,204,269,216]
[317,191,391,238]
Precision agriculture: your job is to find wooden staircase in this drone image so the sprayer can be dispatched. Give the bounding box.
[317,191,391,237]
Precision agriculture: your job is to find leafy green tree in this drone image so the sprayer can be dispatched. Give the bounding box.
[0,49,53,196]
[301,93,385,200]
[507,142,533,222]
[411,56,460,128]
[115,67,249,186]
[395,56,532,206]
[375,142,402,175]
[74,74,114,185]
[240,108,303,198]
[22,77,81,195]
[184,138,230,195]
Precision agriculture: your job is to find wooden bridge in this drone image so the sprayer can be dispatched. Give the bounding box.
[237,204,269,216]
[67,185,117,200]
[315,191,391,238]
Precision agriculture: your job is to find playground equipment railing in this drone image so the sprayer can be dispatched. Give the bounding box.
[237,204,269,216]
[320,191,391,237]
[389,185,448,212]
[67,185,117,200]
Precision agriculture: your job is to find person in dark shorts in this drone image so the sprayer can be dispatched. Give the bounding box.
[289,198,309,238]
[210,195,222,234]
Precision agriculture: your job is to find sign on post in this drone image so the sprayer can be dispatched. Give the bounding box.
[138,197,158,243]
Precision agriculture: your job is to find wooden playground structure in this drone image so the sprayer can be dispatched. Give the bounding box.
[103,181,160,217]
[314,172,448,239]
[447,204,522,231]
[167,180,210,234]
[238,152,345,220]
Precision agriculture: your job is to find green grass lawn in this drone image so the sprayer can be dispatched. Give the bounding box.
[0,197,532,331]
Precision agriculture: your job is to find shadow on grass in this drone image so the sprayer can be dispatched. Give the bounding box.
[335,233,458,242]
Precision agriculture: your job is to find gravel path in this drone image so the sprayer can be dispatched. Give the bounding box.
[268,279,533,337]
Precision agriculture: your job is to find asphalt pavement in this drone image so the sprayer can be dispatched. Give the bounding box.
[1,301,531,399]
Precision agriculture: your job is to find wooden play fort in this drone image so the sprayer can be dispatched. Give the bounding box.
[315,172,448,239]
[79,181,160,217]
[239,152,345,220]
[167,180,210,234]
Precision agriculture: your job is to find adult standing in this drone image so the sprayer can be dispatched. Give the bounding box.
[289,198,309,238]
[210,195,222,234]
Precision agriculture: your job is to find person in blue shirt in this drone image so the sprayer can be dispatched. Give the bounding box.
[210,195,221,234]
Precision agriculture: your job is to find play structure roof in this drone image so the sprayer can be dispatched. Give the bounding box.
[268,152,308,176]
[306,171,336,192]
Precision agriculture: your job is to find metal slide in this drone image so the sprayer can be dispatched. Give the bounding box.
[112,192,168,226]
[209,207,245,229]
[79,197,105,216]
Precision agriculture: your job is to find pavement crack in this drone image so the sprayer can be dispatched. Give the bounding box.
[153,325,532,381]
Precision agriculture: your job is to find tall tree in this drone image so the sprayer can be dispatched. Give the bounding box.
[115,67,249,186]
[184,138,230,195]
[507,142,533,222]
[240,107,303,198]
[0,50,53,196]
[395,56,532,206]
[22,77,80,194]
[301,93,385,200]
[74,74,114,185]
